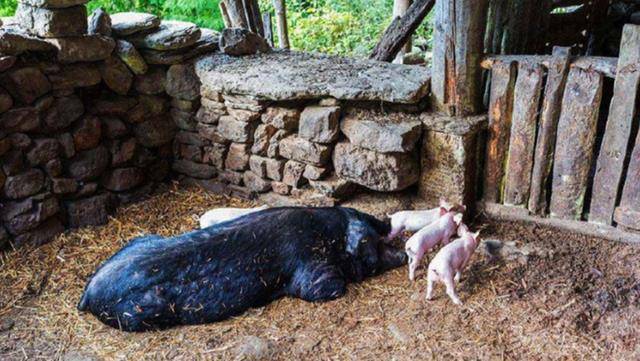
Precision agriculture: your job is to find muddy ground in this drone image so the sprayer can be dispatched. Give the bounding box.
[0,184,638,360]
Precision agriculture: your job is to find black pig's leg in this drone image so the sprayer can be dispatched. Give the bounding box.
[287,263,347,302]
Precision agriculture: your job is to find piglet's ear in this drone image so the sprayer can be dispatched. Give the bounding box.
[453,213,463,225]
[474,231,481,239]
[439,206,448,216]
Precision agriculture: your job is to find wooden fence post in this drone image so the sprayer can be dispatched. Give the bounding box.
[219,1,232,28]
[263,13,274,47]
[615,129,640,230]
[590,24,640,225]
[223,0,249,29]
[273,0,290,49]
[393,0,413,63]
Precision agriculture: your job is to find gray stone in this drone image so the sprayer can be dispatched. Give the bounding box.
[128,20,201,51]
[100,55,133,95]
[243,171,271,193]
[200,97,226,112]
[195,106,221,125]
[171,108,197,131]
[13,217,63,248]
[333,142,419,192]
[249,155,268,178]
[109,137,136,166]
[137,94,168,116]
[141,28,219,65]
[251,124,278,156]
[8,133,31,149]
[299,106,340,144]
[134,67,166,94]
[111,12,160,36]
[5,197,59,235]
[195,51,432,103]
[303,164,329,180]
[172,159,216,179]
[52,177,78,194]
[202,143,226,168]
[309,176,356,198]
[172,98,198,112]
[224,95,266,112]
[16,3,87,38]
[265,158,285,181]
[261,107,299,130]
[73,116,102,151]
[134,115,176,147]
[90,96,137,117]
[44,95,84,130]
[271,181,290,195]
[166,63,200,100]
[175,130,208,146]
[88,7,111,36]
[47,35,116,63]
[65,193,114,228]
[197,124,227,144]
[279,135,332,166]
[20,0,88,8]
[0,67,51,105]
[48,63,101,89]
[57,133,75,158]
[26,138,59,166]
[176,143,202,162]
[220,169,243,185]
[267,129,288,158]
[283,160,307,188]
[102,167,144,191]
[225,142,250,171]
[0,107,39,133]
[0,29,56,56]
[102,117,128,139]
[115,40,147,75]
[340,109,423,153]
[2,168,44,199]
[0,87,13,113]
[219,28,271,56]
[217,115,257,143]
[67,145,110,181]
[228,108,261,122]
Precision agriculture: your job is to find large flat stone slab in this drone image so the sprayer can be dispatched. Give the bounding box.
[340,108,423,153]
[195,51,431,104]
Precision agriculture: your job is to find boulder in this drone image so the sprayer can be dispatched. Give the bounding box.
[19,0,88,8]
[115,40,147,75]
[100,55,133,95]
[109,137,136,166]
[225,142,250,171]
[303,164,329,180]
[1,150,26,175]
[283,160,307,188]
[88,7,111,36]
[102,117,128,139]
[202,143,227,168]
[261,107,300,130]
[66,145,110,181]
[73,116,102,151]
[52,177,78,194]
[13,217,63,248]
[127,20,201,51]
[265,158,285,181]
[111,12,160,36]
[172,159,216,179]
[217,115,258,143]
[133,66,166,95]
[175,130,209,146]
[340,109,423,153]
[195,106,221,125]
[299,106,340,144]
[0,67,51,105]
[166,63,200,100]
[251,123,278,156]
[140,28,219,65]
[46,35,116,63]
[26,138,60,166]
[0,107,39,133]
[90,96,137,117]
[0,29,56,56]
[309,176,356,198]
[102,167,144,191]
[44,95,84,130]
[57,133,75,158]
[220,169,243,185]
[0,87,13,113]
[48,63,101,89]
[44,158,63,176]
[267,129,288,158]
[134,115,176,147]
[243,171,271,193]
[5,197,59,235]
[171,108,197,131]
[16,3,87,38]
[197,124,227,144]
[279,135,332,166]
[65,193,115,228]
[3,168,44,199]
[228,108,261,122]
[219,28,271,56]
[333,142,419,192]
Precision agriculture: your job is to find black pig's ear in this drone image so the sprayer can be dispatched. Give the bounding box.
[345,219,373,256]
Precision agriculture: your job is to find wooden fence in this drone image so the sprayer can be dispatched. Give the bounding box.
[478,24,640,244]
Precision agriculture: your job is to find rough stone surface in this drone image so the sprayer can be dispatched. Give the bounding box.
[13,217,63,248]
[16,3,87,38]
[5,197,59,235]
[100,55,133,95]
[195,51,431,103]
[47,35,116,63]
[243,171,271,193]
[0,107,40,133]
[195,106,221,125]
[88,7,111,36]
[21,0,88,8]
[225,142,250,171]
[202,143,226,168]
[271,181,290,195]
[303,164,329,180]
[102,117,128,139]
[91,96,138,117]
[340,109,423,153]
[251,124,277,156]
[228,108,260,123]
[73,116,102,151]
[67,145,110,181]
[0,87,13,113]
[267,129,288,158]
[48,63,101,89]
[219,28,271,56]
[217,115,257,143]
[309,176,356,198]
[0,29,56,56]
[265,158,285,181]
[197,124,227,144]
[109,138,136,166]
[3,169,44,199]
[134,115,176,147]
[115,40,147,75]
[166,64,200,100]
[283,160,307,188]
[261,107,300,130]
[0,67,51,105]
[26,138,59,166]
[134,67,166,94]
[52,177,78,194]
[102,167,144,191]
[249,155,268,178]
[171,108,197,131]
[279,135,332,166]
[65,193,114,228]
[333,142,419,192]
[172,159,216,179]
[111,12,160,36]
[220,169,243,185]
[299,106,340,144]
[45,95,84,130]
[140,28,219,65]
[128,20,201,51]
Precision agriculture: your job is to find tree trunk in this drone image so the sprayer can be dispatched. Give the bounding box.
[219,1,232,28]
[223,0,249,29]
[392,0,413,63]
[273,0,290,49]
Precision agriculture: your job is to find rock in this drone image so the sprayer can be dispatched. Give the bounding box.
[48,63,101,89]
[175,142,202,162]
[217,116,258,143]
[195,106,221,125]
[90,96,138,117]
[0,29,56,56]
[261,107,300,130]
[100,56,133,95]
[220,169,243,185]
[13,217,63,248]
[201,97,226,112]
[44,95,84,130]
[65,193,114,228]
[341,109,423,153]
[133,66,166,95]
[219,28,271,56]
[197,124,227,144]
[73,116,102,151]
[0,107,40,133]
[102,117,128,139]
[8,133,31,149]
[52,177,78,194]
[5,197,59,235]
[20,0,88,8]
[46,35,116,63]
[110,12,160,36]
[229,185,256,200]
[116,182,155,204]
[44,158,63,176]
[224,95,266,112]
[175,130,208,146]
[3,168,44,199]
[309,176,356,198]
[279,136,332,166]
[16,3,87,38]
[1,150,25,175]
[243,171,271,193]
[67,145,110,181]
[235,336,274,360]
[0,55,17,73]
[88,7,111,36]
[195,51,432,103]
[0,137,10,156]
[202,143,227,168]
[166,63,200,100]
[127,20,201,51]
[171,98,198,112]
[319,98,340,106]
[299,106,340,144]
[171,108,197,131]
[26,138,60,165]
[138,94,168,116]
[283,160,307,188]
[333,142,419,192]
[134,115,176,148]
[172,159,216,179]
[57,133,75,158]
[249,155,268,178]
[102,167,144,191]
[0,67,51,105]
[115,40,147,75]
[0,87,13,113]
[140,28,219,65]
[34,95,54,113]
[251,124,278,156]
[109,137,136,166]
[228,108,261,122]
[271,181,290,195]
[267,129,288,158]
[265,158,285,181]
[225,142,250,171]
[303,164,329,180]
[147,159,170,181]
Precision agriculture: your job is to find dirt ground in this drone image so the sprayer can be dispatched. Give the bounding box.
[1,183,639,360]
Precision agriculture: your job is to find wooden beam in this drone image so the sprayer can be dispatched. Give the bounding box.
[370,0,435,62]
[528,47,571,215]
[272,0,290,49]
[219,1,232,28]
[478,202,640,245]
[223,0,249,29]
[616,120,640,230]
[550,67,603,220]
[392,0,413,63]
[263,13,274,47]
[481,55,618,78]
[589,25,640,225]
[483,60,517,203]
[503,63,544,207]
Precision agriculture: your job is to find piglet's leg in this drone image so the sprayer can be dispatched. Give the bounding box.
[288,264,346,303]
[444,275,463,305]
[425,272,436,301]
[408,256,420,281]
[454,272,461,283]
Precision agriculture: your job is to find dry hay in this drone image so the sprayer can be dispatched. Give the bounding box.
[0,183,639,360]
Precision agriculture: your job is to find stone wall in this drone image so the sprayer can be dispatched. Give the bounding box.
[0,4,216,249]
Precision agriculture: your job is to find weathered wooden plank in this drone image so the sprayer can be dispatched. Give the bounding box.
[528,47,571,215]
[223,0,249,29]
[479,202,640,245]
[483,61,517,203]
[262,13,273,47]
[481,55,618,78]
[272,0,290,49]
[614,207,640,231]
[370,0,435,62]
[549,67,603,220]
[615,128,640,230]
[219,1,232,28]
[503,63,544,206]
[589,25,640,225]
[392,0,413,63]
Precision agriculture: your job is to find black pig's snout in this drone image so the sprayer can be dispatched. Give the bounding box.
[380,245,407,271]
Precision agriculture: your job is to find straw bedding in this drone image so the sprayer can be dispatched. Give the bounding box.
[1,183,639,360]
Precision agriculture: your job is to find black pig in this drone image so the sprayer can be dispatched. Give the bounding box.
[77,207,407,332]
